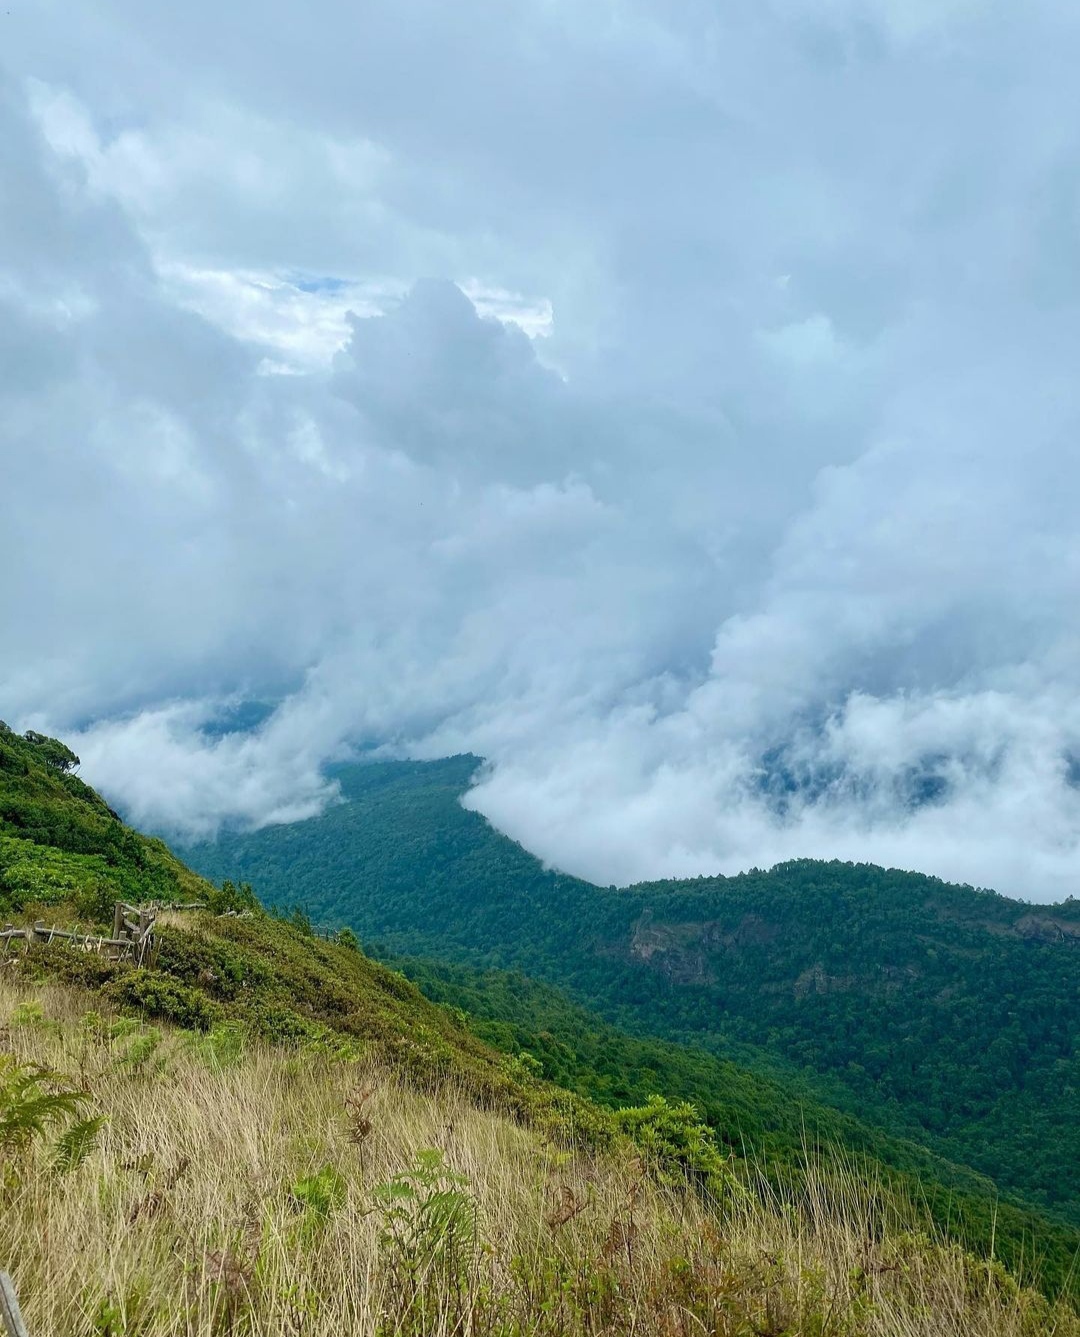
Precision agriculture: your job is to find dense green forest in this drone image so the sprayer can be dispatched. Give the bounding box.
[185,754,1080,1227]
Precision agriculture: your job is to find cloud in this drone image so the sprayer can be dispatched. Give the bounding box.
[3,2,1080,901]
[71,701,341,840]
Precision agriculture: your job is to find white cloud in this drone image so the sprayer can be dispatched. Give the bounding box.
[3,2,1080,901]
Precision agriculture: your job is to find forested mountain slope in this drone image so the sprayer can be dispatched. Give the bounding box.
[185,754,1080,1226]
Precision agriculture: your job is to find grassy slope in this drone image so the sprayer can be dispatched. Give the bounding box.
[386,952,1080,1304]
[5,978,1077,1337]
[183,755,1080,1229]
[14,906,1077,1303]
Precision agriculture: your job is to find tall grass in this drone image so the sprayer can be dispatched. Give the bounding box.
[0,976,1075,1337]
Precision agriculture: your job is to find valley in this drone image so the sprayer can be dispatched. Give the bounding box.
[186,755,1080,1229]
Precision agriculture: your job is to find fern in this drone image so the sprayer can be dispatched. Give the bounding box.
[374,1148,478,1276]
[371,1149,480,1334]
[53,1114,108,1174]
[192,1022,245,1073]
[0,1055,91,1156]
[10,1000,44,1026]
[291,1163,347,1219]
[116,1028,164,1073]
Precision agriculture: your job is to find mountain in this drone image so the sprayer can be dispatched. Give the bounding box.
[0,721,213,915]
[4,732,1074,1326]
[184,754,1080,1231]
[0,724,596,1135]
[3,724,1079,1331]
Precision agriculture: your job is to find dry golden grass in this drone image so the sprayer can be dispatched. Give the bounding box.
[0,973,1075,1337]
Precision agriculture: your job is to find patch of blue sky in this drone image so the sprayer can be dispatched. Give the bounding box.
[289,274,352,295]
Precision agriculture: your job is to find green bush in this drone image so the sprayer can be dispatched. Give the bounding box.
[107,971,222,1031]
[205,879,259,915]
[613,1095,739,1200]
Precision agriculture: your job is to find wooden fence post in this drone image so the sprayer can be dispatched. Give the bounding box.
[0,1271,29,1337]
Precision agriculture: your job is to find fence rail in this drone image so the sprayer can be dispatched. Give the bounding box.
[0,901,158,967]
[0,902,349,968]
[0,1271,29,1337]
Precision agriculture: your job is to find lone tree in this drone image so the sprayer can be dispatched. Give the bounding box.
[22,730,80,773]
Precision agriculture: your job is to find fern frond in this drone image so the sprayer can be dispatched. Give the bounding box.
[52,1115,108,1174]
[0,1054,92,1155]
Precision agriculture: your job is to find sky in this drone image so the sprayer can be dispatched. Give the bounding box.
[3,1,1080,902]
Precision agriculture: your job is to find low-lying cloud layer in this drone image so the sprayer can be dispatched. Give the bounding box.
[4,1,1080,901]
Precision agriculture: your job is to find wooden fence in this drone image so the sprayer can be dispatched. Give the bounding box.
[0,1271,28,1337]
[0,902,158,967]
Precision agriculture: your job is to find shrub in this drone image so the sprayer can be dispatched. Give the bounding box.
[107,971,221,1031]
[10,1000,45,1027]
[613,1095,741,1201]
[205,879,260,916]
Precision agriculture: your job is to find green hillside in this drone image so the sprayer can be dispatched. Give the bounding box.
[0,720,212,915]
[0,724,603,1141]
[387,950,1080,1295]
[5,974,1077,1337]
[184,754,1080,1229]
